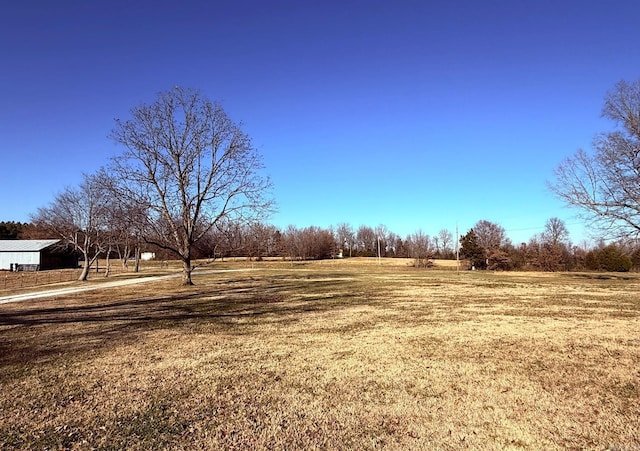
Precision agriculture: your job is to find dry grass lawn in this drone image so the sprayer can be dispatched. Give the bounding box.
[0,260,639,449]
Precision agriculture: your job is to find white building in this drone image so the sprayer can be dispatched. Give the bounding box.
[0,240,73,271]
[140,252,156,261]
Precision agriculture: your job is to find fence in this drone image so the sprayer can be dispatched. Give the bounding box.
[0,259,179,292]
[1,269,83,290]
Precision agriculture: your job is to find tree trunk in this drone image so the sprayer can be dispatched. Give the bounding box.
[181,257,193,285]
[105,244,112,277]
[134,246,140,273]
[79,256,91,281]
[119,244,130,270]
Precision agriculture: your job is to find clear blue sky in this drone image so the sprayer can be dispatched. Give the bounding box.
[1,1,638,245]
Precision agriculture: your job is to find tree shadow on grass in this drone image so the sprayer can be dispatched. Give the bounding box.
[565,272,637,281]
[0,273,367,368]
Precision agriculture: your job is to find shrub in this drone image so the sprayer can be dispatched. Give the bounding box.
[597,245,632,272]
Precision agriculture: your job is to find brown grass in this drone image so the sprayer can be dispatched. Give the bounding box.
[0,261,639,449]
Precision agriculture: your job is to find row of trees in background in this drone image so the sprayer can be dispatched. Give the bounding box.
[5,215,640,273]
[458,218,638,272]
[5,78,640,278]
[0,219,452,265]
[211,223,455,263]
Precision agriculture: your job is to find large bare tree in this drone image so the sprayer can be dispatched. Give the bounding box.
[551,78,640,238]
[110,87,273,285]
[31,172,112,281]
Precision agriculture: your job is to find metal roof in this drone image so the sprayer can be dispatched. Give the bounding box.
[0,240,60,252]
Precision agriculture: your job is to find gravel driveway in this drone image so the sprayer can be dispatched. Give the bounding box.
[0,269,256,305]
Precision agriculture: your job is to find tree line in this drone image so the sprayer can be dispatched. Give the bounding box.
[4,77,640,280]
[457,218,638,272]
[4,216,640,273]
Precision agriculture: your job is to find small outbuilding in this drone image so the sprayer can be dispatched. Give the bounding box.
[0,240,77,271]
[140,252,156,261]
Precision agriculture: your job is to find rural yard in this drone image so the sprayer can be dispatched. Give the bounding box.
[0,258,639,449]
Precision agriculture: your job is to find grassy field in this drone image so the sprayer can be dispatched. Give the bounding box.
[0,259,639,449]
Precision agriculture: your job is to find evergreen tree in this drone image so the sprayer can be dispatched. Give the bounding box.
[459,229,486,269]
[0,221,24,239]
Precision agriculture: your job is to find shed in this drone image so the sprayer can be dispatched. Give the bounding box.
[0,240,77,271]
[140,252,156,261]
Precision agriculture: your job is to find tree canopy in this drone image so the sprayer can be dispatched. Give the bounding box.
[551,78,640,239]
[110,87,273,284]
[31,172,111,281]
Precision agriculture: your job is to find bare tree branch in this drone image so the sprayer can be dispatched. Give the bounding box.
[550,78,640,240]
[110,87,274,284]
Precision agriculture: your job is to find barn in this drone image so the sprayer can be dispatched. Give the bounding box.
[0,240,77,271]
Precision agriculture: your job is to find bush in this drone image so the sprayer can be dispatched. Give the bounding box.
[488,250,512,271]
[413,257,434,268]
[585,245,632,272]
[597,245,632,272]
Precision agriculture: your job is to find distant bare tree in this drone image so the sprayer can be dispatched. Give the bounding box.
[437,228,454,258]
[18,222,53,240]
[384,231,401,257]
[389,233,408,258]
[283,225,302,260]
[110,205,146,272]
[407,230,433,268]
[110,87,273,285]
[335,223,355,257]
[356,225,376,256]
[282,226,334,261]
[31,172,111,281]
[473,220,506,264]
[243,222,280,260]
[375,224,389,257]
[97,169,147,272]
[541,217,569,247]
[536,218,571,271]
[551,78,640,239]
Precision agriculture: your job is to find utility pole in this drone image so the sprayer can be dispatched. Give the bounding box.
[456,222,460,275]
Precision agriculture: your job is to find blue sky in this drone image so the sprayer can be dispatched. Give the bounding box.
[1,1,638,245]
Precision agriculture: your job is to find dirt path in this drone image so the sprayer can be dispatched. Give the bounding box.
[0,269,258,305]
